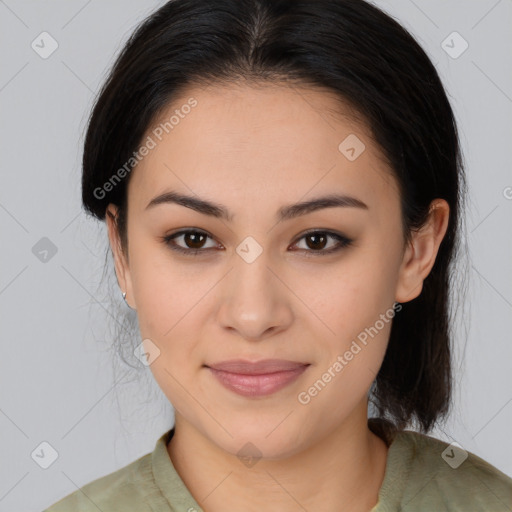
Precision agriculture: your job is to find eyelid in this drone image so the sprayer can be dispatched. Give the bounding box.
[162,227,353,257]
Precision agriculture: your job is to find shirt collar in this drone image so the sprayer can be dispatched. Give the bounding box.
[151,422,412,511]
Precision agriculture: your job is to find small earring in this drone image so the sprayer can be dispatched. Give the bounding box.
[122,291,131,308]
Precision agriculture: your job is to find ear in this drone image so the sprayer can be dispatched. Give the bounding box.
[395,199,450,303]
[105,203,136,310]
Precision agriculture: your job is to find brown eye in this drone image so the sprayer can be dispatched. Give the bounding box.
[291,230,353,256]
[182,231,207,249]
[163,229,218,255]
[305,232,328,250]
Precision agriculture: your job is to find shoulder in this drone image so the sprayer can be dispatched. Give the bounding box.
[42,450,165,512]
[395,430,512,511]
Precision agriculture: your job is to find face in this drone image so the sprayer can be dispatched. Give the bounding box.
[106,82,447,459]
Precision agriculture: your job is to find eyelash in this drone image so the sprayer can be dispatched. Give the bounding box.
[161,229,353,257]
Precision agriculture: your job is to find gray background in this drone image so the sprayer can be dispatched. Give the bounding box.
[1,1,511,510]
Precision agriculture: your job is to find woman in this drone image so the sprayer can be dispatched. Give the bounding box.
[44,0,512,510]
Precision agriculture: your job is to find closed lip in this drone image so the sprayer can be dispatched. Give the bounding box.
[205,359,310,375]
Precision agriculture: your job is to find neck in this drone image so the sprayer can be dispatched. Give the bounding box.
[167,405,389,512]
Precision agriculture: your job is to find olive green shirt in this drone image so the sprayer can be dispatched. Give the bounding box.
[43,421,512,511]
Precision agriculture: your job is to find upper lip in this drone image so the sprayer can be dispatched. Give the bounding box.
[206,359,310,375]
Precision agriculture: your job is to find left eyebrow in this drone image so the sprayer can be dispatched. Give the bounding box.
[145,190,368,222]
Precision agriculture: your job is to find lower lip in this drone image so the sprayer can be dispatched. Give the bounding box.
[208,366,309,398]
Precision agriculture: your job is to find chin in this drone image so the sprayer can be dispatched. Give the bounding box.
[212,422,309,462]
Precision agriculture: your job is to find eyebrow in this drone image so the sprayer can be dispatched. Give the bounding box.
[145,190,368,222]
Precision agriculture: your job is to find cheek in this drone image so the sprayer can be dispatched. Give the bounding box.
[128,247,212,373]
[131,262,173,337]
[128,240,195,336]
[301,252,397,339]
[132,261,203,412]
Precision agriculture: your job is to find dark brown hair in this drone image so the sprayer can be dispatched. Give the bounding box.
[81,0,467,433]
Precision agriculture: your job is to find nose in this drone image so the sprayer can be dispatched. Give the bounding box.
[216,248,294,342]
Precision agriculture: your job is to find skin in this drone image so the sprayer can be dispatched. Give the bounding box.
[106,82,449,512]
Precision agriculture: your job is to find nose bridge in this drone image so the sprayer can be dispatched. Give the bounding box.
[217,236,292,339]
[231,234,276,299]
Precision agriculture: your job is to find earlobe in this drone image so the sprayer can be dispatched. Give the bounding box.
[395,199,450,303]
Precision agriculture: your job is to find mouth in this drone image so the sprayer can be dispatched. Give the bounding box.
[205,359,310,398]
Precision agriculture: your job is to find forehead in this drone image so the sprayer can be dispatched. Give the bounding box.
[127,82,398,214]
